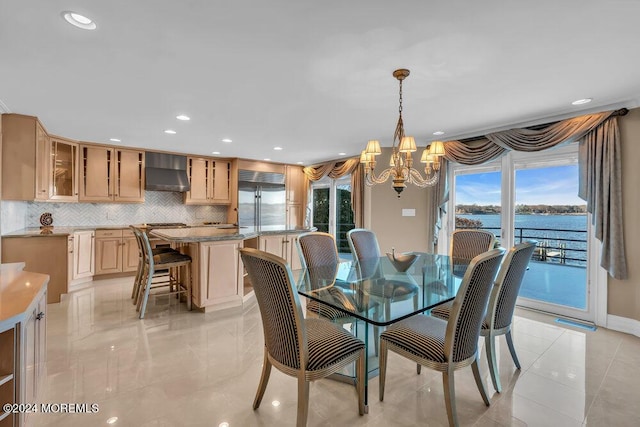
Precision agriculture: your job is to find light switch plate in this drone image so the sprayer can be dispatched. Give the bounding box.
[402,209,416,217]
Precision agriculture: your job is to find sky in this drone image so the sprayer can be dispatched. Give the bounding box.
[455,165,585,206]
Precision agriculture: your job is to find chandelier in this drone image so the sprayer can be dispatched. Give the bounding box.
[360,69,445,197]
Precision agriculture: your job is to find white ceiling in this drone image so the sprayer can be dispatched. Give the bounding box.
[2,1,640,165]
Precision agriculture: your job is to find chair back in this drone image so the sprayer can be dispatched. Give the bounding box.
[240,248,308,370]
[450,229,495,261]
[297,232,340,288]
[489,241,537,330]
[130,226,152,267]
[445,248,505,363]
[347,229,383,279]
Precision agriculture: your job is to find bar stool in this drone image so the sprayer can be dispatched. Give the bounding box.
[130,226,192,319]
[130,227,175,304]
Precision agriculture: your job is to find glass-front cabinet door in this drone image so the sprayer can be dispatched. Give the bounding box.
[49,136,78,201]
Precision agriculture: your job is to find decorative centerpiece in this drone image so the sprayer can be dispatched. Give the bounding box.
[386,248,419,272]
[39,212,53,229]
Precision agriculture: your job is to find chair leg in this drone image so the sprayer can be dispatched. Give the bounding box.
[253,350,272,410]
[417,363,421,375]
[505,330,521,369]
[356,348,365,415]
[484,334,501,392]
[139,266,154,319]
[132,259,143,300]
[379,340,388,401]
[296,377,310,427]
[442,370,458,427]
[471,358,491,406]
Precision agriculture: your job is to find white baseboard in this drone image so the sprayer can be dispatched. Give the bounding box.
[607,314,640,338]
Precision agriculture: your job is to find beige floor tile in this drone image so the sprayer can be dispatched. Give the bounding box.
[30,278,640,426]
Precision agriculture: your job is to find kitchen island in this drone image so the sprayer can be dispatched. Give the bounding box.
[150,226,313,312]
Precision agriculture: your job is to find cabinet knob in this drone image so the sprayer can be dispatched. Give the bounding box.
[36,312,45,320]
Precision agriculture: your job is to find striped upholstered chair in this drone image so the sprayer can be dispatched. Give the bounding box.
[450,229,495,277]
[432,240,537,392]
[239,248,365,427]
[379,248,505,427]
[347,228,419,320]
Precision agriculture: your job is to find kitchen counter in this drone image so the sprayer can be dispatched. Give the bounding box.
[150,225,315,242]
[0,263,49,329]
[2,225,122,237]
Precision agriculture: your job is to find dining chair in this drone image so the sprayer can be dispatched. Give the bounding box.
[130,226,192,319]
[296,232,377,329]
[239,248,365,427]
[431,240,537,392]
[379,248,505,427]
[346,228,419,320]
[450,229,496,260]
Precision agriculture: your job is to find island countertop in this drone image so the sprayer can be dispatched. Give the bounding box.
[0,263,49,329]
[150,225,315,242]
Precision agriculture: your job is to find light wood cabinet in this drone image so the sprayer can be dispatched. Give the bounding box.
[79,145,145,203]
[184,157,231,205]
[49,136,78,201]
[190,240,243,309]
[70,231,95,285]
[285,165,307,228]
[95,229,138,275]
[0,266,48,427]
[1,114,80,202]
[1,236,68,304]
[260,233,302,271]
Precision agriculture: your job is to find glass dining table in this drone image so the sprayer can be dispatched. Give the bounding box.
[292,252,468,409]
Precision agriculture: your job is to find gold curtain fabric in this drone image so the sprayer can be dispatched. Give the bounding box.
[578,117,627,279]
[303,158,364,228]
[435,110,626,279]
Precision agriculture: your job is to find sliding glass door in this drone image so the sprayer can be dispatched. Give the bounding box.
[448,144,596,321]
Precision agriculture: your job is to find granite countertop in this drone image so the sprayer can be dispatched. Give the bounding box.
[0,263,49,329]
[2,224,315,239]
[150,226,315,242]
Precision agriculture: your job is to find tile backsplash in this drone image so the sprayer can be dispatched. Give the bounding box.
[1,191,228,233]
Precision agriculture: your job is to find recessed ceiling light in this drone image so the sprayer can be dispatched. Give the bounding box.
[109,138,121,142]
[572,98,592,105]
[273,146,283,151]
[164,129,176,134]
[212,151,221,155]
[296,161,304,165]
[433,131,445,136]
[61,11,97,30]
[338,152,346,156]
[176,114,190,121]
[264,158,271,161]
[221,138,232,143]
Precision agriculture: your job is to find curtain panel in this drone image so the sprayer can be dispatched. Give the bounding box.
[303,158,364,228]
[436,110,626,279]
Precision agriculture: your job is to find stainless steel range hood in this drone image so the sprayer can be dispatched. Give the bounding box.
[145,152,191,192]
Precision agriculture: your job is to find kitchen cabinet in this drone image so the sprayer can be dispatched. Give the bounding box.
[260,234,302,271]
[184,157,231,205]
[94,229,138,275]
[189,240,244,309]
[79,145,145,203]
[0,265,48,427]
[1,114,81,203]
[1,236,68,304]
[69,230,95,286]
[285,165,307,228]
[49,136,79,201]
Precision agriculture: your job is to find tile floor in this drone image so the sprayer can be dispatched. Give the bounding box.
[30,277,640,427]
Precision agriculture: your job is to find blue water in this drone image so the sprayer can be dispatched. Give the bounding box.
[458,214,588,309]
[458,214,588,266]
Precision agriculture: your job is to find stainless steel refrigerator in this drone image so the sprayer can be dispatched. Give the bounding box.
[238,170,287,230]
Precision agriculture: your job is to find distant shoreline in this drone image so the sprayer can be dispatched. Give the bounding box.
[457,212,587,216]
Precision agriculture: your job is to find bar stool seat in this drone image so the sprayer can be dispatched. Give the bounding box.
[130,226,192,319]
